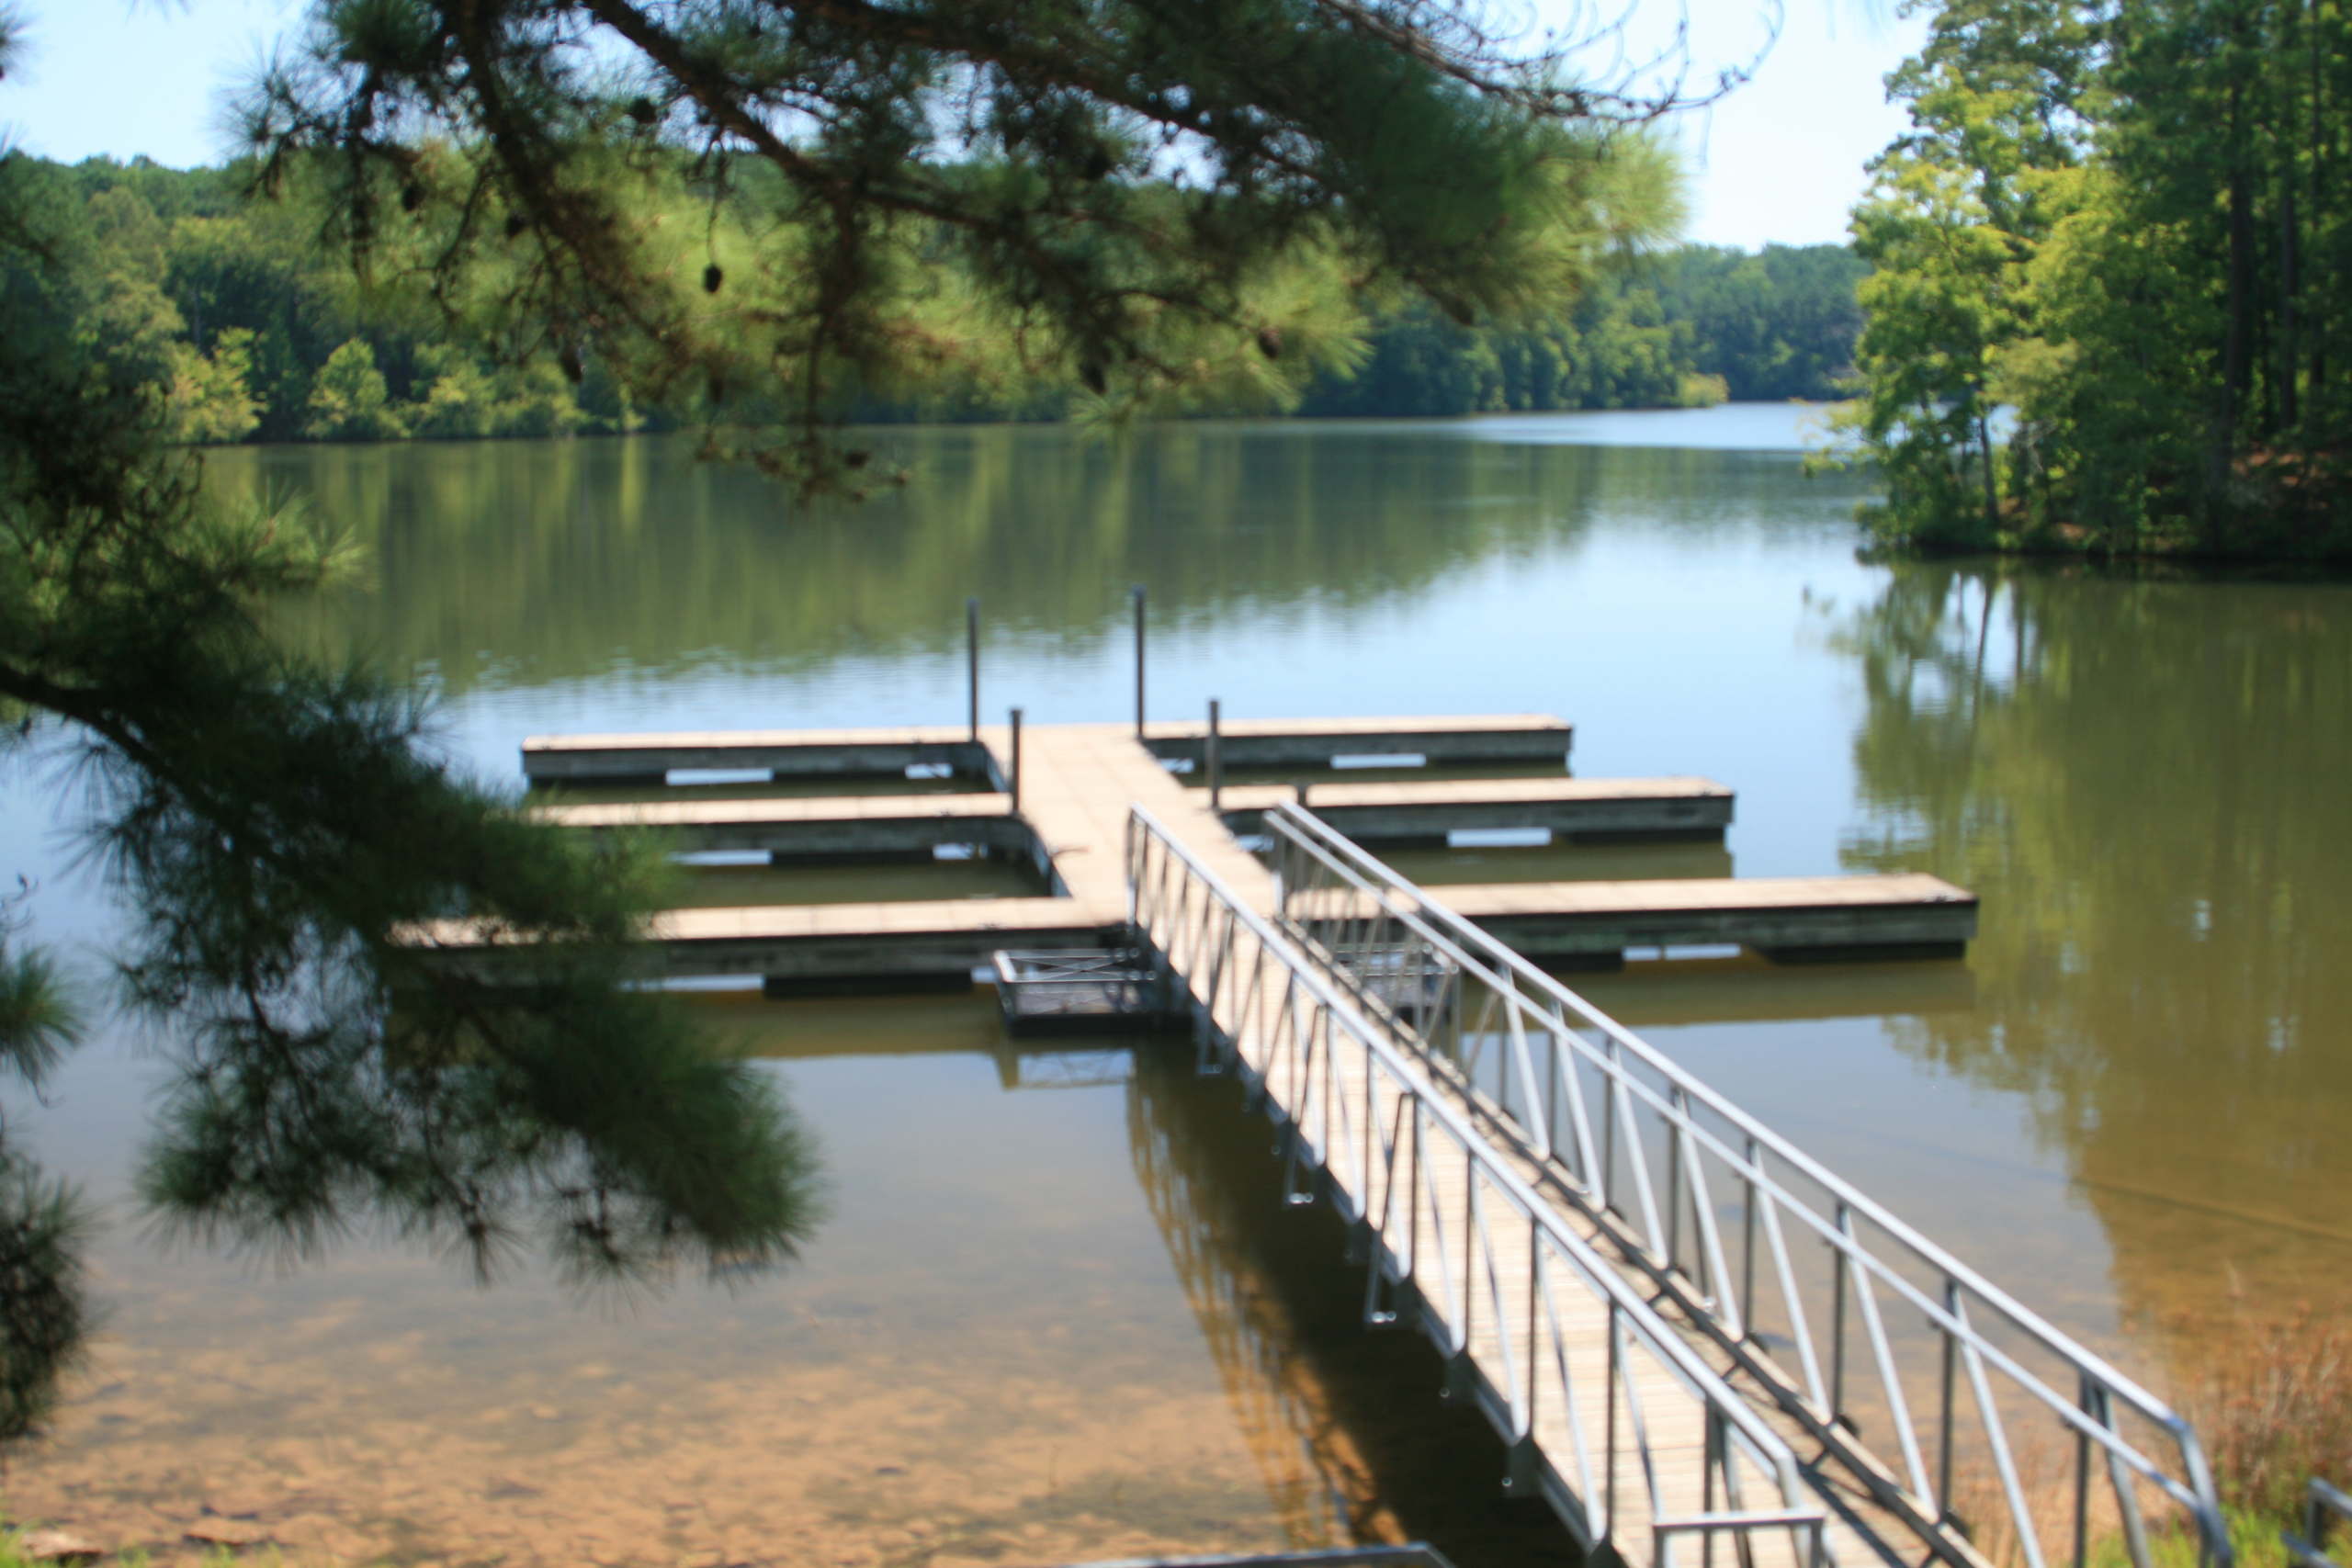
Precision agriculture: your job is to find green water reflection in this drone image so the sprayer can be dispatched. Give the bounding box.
[228,424,1846,694]
[1829,561,2352,1361]
[8,409,2344,1562]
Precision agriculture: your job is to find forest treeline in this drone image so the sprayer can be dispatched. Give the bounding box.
[40,153,1865,446]
[1846,0,2352,558]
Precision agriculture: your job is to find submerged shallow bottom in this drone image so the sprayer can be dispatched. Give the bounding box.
[21,997,1575,1568]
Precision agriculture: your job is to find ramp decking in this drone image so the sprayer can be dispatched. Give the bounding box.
[1130,803,2223,1568]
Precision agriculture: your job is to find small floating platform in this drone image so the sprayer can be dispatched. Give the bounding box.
[533,791,1029,859]
[522,725,991,785]
[650,897,1113,992]
[1216,774,1731,841]
[1144,713,1571,769]
[1439,873,1977,963]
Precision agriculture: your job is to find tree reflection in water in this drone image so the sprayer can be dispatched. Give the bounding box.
[1831,560,2352,1376]
[229,424,1833,696]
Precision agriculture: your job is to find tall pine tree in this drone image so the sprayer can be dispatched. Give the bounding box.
[2,0,1708,1439]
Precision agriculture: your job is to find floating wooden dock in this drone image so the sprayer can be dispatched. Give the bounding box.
[468,702,2228,1568]
[482,715,1973,988]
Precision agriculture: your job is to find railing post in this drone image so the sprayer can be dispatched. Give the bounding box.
[1939,1275,1959,1518]
[1009,705,1023,812]
[2072,1371,2094,1568]
[1667,1087,1686,1271]
[1207,697,1223,814]
[1740,1136,1759,1337]
[1525,1211,1542,1443]
[1601,1036,1621,1216]
[966,595,980,741]
[1830,1201,1851,1416]
[1606,1298,1621,1540]
[1131,583,1147,737]
[1703,1407,1722,1568]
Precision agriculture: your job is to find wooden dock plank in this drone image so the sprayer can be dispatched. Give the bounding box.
[1216,775,1733,840]
[522,725,993,783]
[651,896,1116,984]
[533,794,1014,829]
[1217,776,1727,810]
[529,791,1030,859]
[1441,874,1971,916]
[526,723,978,751]
[1141,713,1574,768]
[1397,874,1977,959]
[1146,713,1569,740]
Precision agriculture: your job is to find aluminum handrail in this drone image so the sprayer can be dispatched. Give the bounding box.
[1262,800,2233,1568]
[2285,1479,2352,1568]
[1125,806,1826,1566]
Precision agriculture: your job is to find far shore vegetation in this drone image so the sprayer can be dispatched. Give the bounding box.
[38,153,1865,448]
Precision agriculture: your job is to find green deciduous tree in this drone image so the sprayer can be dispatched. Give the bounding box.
[168,326,265,443]
[1850,0,2352,557]
[306,335,412,438]
[1653,243,1869,401]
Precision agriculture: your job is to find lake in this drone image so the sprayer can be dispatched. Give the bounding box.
[4,403,2346,1568]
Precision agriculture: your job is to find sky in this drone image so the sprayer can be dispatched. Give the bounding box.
[0,0,1923,250]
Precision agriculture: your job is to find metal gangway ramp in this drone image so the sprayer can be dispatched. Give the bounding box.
[1124,802,2231,1568]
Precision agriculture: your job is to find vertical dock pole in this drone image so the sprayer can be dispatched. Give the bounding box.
[966,596,980,741]
[1131,584,1147,738]
[1009,705,1024,812]
[1207,698,1223,814]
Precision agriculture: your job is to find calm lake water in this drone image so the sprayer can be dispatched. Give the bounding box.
[4,403,2347,1568]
